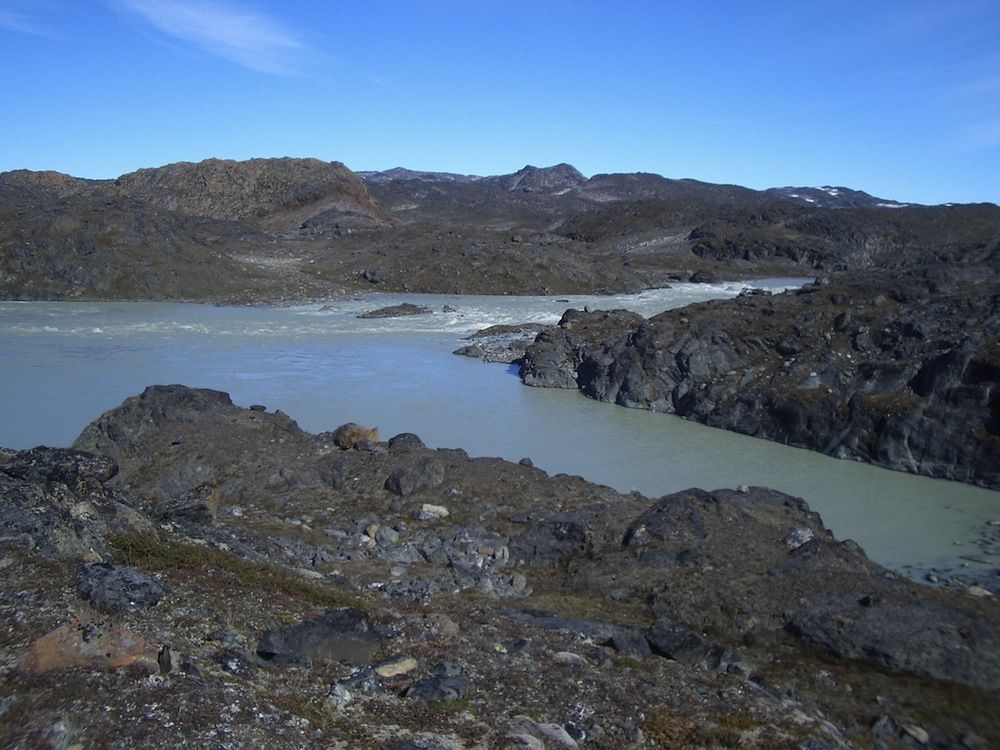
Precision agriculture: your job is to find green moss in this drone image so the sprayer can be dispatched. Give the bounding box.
[521,584,651,628]
[107,532,364,609]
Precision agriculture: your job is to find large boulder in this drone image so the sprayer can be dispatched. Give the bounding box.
[257,608,381,667]
[76,562,167,613]
[384,457,445,496]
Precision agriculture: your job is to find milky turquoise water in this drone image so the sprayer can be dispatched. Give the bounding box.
[2,280,997,576]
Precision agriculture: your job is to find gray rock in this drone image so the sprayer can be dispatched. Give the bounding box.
[785,596,1000,691]
[358,303,431,319]
[76,562,167,613]
[504,609,648,655]
[216,649,263,676]
[645,617,724,668]
[0,452,152,561]
[405,675,472,701]
[256,607,381,666]
[388,433,426,452]
[151,483,218,525]
[329,453,350,489]
[384,457,445,496]
[377,526,400,545]
[509,505,604,565]
[2,447,118,486]
[784,526,815,549]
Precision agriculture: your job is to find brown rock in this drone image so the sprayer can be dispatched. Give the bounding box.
[19,618,159,673]
[332,422,380,449]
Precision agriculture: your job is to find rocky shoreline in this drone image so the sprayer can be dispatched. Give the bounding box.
[503,267,1000,492]
[1,385,999,748]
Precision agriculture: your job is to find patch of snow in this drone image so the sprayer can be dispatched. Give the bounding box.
[876,202,906,209]
[819,187,841,196]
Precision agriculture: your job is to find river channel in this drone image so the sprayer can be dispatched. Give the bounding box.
[2,280,997,578]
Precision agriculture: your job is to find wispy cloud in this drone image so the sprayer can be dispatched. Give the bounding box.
[0,5,57,37]
[116,0,308,75]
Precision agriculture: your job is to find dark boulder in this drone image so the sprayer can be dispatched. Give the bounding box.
[645,617,724,669]
[509,505,606,566]
[504,609,651,657]
[151,484,218,525]
[257,608,381,666]
[0,450,152,560]
[76,562,167,613]
[388,433,426,452]
[455,323,548,364]
[689,269,719,283]
[384,457,445,496]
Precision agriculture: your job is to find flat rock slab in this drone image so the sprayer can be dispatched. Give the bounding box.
[257,607,381,666]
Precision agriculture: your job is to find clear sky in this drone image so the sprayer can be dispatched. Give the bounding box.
[1,0,998,205]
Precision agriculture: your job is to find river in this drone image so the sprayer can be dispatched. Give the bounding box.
[2,280,997,578]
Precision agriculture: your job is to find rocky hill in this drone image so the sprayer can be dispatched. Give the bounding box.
[106,157,391,231]
[2,385,998,748]
[6,157,997,302]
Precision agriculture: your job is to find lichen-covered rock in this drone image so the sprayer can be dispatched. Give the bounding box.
[0,449,152,560]
[76,562,167,613]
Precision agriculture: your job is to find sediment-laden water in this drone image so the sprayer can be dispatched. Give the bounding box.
[2,279,997,577]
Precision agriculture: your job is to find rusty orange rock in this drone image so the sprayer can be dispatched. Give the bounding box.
[19,618,159,673]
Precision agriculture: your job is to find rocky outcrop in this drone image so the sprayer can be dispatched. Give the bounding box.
[453,323,550,364]
[520,309,643,389]
[0,447,152,559]
[2,386,999,749]
[521,269,1000,489]
[357,303,432,319]
[106,157,391,230]
[485,163,587,193]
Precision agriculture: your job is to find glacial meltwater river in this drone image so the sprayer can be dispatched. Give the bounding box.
[2,280,998,578]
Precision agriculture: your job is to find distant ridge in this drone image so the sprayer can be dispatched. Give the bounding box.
[766,185,909,209]
[3,156,998,303]
[360,163,917,208]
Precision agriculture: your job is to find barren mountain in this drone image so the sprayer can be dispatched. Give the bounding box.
[2,157,999,302]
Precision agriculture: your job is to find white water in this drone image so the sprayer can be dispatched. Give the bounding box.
[2,280,997,577]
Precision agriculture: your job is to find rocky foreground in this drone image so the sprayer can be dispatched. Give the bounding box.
[2,386,999,749]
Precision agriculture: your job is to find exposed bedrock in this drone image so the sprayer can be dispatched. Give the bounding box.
[3,385,1000,747]
[520,269,1000,489]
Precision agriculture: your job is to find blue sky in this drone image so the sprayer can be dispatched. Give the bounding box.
[1,1,998,205]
